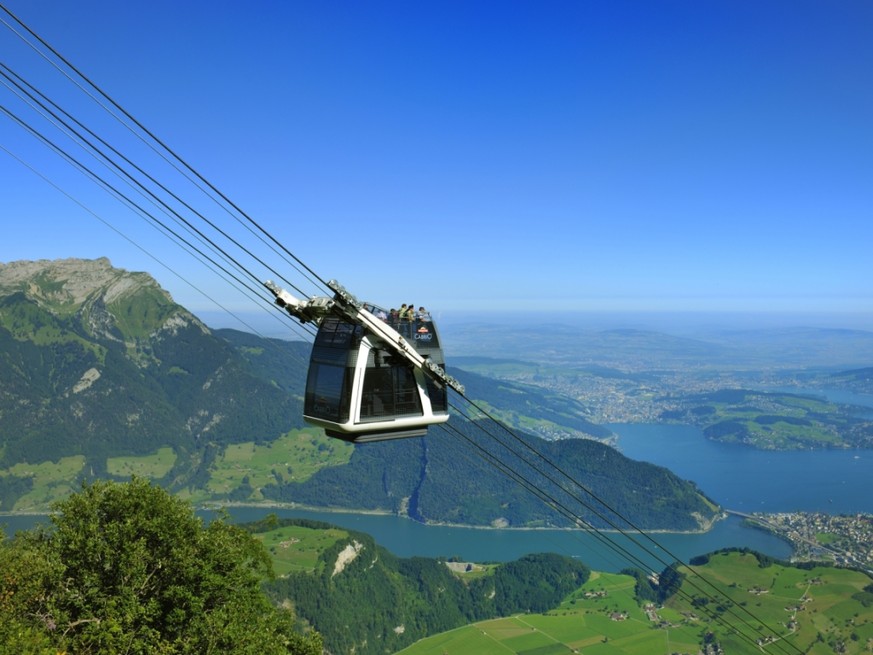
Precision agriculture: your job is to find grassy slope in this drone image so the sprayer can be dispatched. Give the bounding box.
[255,523,350,576]
[397,551,873,655]
[1,428,351,511]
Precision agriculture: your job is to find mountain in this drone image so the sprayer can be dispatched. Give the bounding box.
[260,420,718,530]
[0,258,718,532]
[0,258,304,491]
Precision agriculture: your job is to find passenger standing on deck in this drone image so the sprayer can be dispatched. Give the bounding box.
[400,303,413,337]
[398,304,408,335]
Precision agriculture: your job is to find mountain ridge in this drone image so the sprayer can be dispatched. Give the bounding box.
[0,257,302,479]
[0,258,719,532]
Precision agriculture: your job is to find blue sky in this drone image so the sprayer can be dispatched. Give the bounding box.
[2,1,872,327]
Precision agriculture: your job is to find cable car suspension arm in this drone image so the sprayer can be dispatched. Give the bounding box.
[264,279,465,395]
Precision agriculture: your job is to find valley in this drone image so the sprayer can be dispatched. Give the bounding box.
[245,517,873,655]
[0,260,717,533]
[394,550,873,655]
[3,259,873,654]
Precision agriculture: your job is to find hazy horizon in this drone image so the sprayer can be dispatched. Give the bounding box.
[197,308,873,341]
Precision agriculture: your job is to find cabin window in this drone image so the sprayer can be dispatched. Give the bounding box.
[425,376,448,413]
[305,317,363,422]
[305,362,352,422]
[360,362,422,422]
[314,317,362,347]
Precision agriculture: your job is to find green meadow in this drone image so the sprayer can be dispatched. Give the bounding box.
[668,551,873,654]
[0,428,351,511]
[106,446,176,478]
[398,552,873,655]
[255,523,349,576]
[397,570,694,655]
[202,428,352,500]
[1,455,86,511]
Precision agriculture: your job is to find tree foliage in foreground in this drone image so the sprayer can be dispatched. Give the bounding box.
[0,478,322,655]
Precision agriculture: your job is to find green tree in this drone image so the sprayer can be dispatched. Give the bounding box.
[656,562,685,603]
[0,478,321,655]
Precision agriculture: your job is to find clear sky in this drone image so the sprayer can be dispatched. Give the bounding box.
[2,1,872,327]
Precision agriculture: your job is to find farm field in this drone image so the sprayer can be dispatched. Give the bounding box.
[397,552,873,655]
[396,570,690,655]
[200,428,352,501]
[106,446,176,478]
[667,551,873,654]
[0,428,352,511]
[0,455,86,511]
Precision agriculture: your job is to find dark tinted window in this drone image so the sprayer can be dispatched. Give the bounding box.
[425,376,447,413]
[360,362,422,421]
[305,362,352,422]
[314,317,362,348]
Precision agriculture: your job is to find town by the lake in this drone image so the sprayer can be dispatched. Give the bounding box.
[742,511,873,571]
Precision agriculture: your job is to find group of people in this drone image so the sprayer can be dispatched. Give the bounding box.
[399,304,430,322]
[372,303,431,337]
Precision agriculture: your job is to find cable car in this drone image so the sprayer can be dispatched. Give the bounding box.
[265,280,463,443]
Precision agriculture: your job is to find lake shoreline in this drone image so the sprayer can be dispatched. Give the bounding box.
[2,489,793,571]
[197,499,728,535]
[3,501,727,536]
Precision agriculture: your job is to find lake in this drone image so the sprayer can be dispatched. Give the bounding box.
[213,504,791,574]
[213,414,870,571]
[610,422,873,514]
[10,412,873,572]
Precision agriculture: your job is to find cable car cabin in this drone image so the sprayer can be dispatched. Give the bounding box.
[304,308,450,443]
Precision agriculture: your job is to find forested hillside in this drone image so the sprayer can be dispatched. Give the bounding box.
[0,259,304,496]
[0,258,719,532]
[661,388,873,450]
[256,517,589,655]
[262,419,718,530]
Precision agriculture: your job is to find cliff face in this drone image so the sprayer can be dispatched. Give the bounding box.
[0,258,302,496]
[0,258,157,304]
[0,257,204,344]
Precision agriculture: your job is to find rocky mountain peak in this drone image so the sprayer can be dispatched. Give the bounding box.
[0,257,206,341]
[0,257,164,307]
